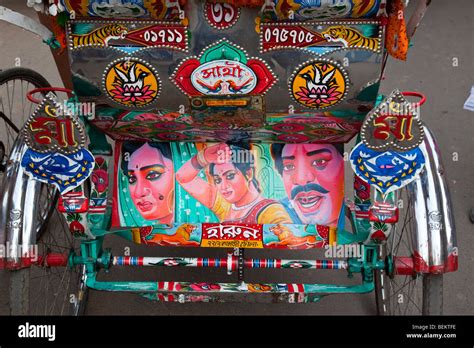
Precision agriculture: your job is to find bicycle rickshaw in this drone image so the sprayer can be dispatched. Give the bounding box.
[0,0,457,315]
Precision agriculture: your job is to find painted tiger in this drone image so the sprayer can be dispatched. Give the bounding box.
[71,24,128,48]
[321,26,380,51]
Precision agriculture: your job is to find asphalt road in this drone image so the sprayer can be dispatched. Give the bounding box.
[0,0,472,315]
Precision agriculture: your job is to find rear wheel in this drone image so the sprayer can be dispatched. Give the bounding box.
[374,185,443,315]
[0,68,88,315]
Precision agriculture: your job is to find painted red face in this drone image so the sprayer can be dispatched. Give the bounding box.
[280,144,344,226]
[127,143,174,222]
[212,162,249,204]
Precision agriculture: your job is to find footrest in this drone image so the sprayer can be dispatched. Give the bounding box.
[86,279,375,303]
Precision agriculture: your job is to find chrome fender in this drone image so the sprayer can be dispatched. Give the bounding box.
[0,138,43,267]
[409,126,458,273]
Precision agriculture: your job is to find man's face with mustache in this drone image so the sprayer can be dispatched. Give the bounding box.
[281,144,344,226]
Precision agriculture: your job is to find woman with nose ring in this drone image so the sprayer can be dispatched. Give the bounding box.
[176,143,291,224]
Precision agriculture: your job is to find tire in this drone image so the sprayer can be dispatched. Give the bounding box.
[9,268,30,315]
[422,274,443,315]
[374,185,443,315]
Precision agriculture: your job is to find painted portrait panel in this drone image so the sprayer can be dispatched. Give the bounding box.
[112,142,344,229]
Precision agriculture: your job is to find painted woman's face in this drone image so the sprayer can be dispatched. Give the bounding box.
[212,162,249,204]
[127,143,174,221]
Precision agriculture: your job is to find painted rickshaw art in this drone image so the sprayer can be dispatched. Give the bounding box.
[290,59,349,109]
[0,0,457,315]
[103,58,161,108]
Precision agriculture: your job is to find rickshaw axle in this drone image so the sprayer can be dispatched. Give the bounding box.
[392,256,416,276]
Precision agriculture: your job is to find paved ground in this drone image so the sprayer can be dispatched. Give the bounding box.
[0,0,472,315]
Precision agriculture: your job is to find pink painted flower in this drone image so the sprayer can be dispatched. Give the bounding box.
[110,85,155,105]
[295,86,341,107]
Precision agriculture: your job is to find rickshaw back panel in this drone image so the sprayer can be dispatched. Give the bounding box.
[62,0,386,144]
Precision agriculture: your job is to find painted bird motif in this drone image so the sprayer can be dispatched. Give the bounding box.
[300,65,336,101]
[114,63,149,93]
[196,78,254,94]
[299,65,336,94]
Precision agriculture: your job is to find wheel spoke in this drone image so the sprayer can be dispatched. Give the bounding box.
[374,186,437,315]
[385,275,411,303]
[404,279,423,314]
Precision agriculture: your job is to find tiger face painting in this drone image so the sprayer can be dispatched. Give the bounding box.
[321,26,380,51]
[71,24,128,48]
